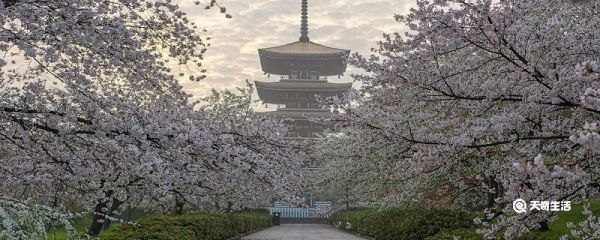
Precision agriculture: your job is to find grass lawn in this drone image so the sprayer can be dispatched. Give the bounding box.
[47,208,153,239]
[47,216,120,240]
[524,199,600,239]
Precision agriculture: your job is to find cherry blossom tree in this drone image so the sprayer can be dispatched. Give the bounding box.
[0,197,84,240]
[563,61,600,240]
[572,61,600,152]
[323,0,600,238]
[1,0,306,237]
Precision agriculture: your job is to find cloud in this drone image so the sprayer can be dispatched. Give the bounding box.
[177,0,417,101]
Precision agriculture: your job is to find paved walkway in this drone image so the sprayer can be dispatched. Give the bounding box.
[242,224,367,240]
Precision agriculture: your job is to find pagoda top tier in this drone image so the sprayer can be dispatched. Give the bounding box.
[260,41,349,57]
[258,0,350,77]
[258,42,350,76]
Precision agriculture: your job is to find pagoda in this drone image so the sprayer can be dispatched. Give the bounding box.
[255,0,352,139]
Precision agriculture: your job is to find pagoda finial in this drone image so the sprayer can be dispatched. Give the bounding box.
[299,0,310,42]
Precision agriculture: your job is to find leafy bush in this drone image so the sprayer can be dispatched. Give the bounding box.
[425,228,483,240]
[104,211,270,240]
[330,208,477,240]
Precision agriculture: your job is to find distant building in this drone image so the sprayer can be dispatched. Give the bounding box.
[255,0,352,139]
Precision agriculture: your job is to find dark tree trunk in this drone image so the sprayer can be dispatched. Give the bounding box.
[87,189,117,236]
[175,199,185,215]
[87,201,109,236]
[345,185,350,210]
[102,198,124,230]
[486,178,499,209]
[539,220,550,231]
[225,201,234,213]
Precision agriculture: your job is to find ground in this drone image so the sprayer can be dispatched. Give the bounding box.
[242,224,367,240]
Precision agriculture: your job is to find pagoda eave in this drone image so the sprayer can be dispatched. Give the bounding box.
[258,110,335,120]
[255,81,352,104]
[258,41,350,76]
[259,56,349,76]
[255,81,352,90]
[258,49,350,59]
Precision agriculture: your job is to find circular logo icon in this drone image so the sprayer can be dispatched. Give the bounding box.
[513,199,528,214]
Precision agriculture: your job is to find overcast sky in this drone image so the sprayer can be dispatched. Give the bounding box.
[177,0,417,108]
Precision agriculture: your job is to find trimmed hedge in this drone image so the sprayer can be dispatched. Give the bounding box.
[330,208,480,240]
[425,228,483,240]
[104,210,270,240]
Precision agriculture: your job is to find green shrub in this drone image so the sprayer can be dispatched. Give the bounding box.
[425,228,483,240]
[330,208,477,240]
[104,211,270,240]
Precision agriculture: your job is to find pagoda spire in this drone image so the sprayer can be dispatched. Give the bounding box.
[299,0,310,42]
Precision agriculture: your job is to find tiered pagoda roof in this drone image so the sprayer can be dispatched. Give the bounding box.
[255,81,352,104]
[258,110,334,119]
[259,41,350,76]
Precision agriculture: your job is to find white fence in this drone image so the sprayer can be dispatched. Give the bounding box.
[268,201,333,219]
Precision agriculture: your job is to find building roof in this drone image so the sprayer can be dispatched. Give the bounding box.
[255,81,352,104]
[259,41,349,57]
[255,81,352,91]
[258,110,335,120]
[258,41,350,76]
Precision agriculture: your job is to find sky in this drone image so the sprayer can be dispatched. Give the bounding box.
[176,0,417,109]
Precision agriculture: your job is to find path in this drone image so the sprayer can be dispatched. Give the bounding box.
[242,224,367,240]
